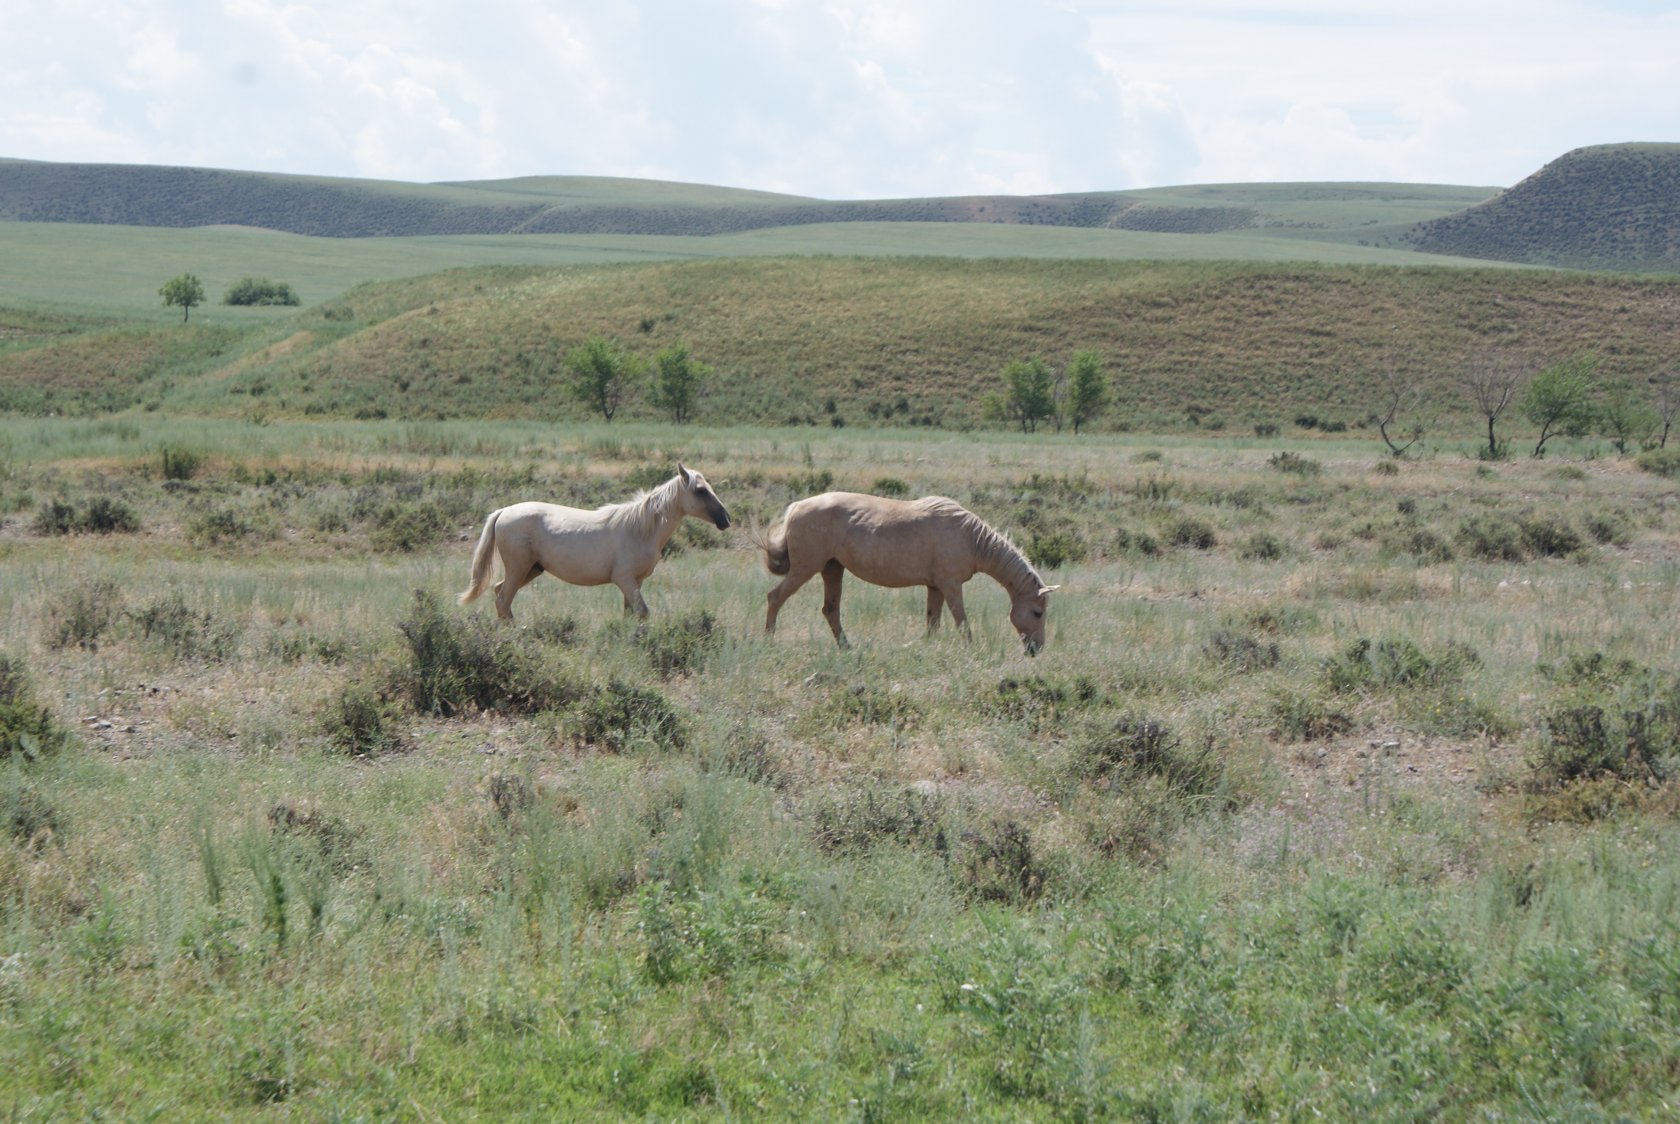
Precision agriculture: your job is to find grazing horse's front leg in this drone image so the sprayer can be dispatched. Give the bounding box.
[820,560,849,649]
[941,584,972,639]
[925,587,946,633]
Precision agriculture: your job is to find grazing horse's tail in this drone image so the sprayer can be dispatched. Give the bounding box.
[457,509,501,605]
[749,516,791,576]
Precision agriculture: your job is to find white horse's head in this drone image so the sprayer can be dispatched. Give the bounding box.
[677,464,731,530]
[1010,585,1058,655]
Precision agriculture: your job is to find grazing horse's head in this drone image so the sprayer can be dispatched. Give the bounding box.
[677,464,731,530]
[1009,585,1059,655]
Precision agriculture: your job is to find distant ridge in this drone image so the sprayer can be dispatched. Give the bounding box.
[1405,143,1680,272]
[0,157,1405,241]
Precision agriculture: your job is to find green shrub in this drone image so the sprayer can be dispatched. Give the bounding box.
[1635,446,1680,477]
[569,680,686,752]
[160,446,205,481]
[872,477,910,498]
[1203,627,1280,671]
[1324,636,1478,694]
[814,682,923,730]
[1519,514,1586,558]
[43,578,123,650]
[32,498,140,536]
[1068,713,1226,800]
[1267,451,1322,476]
[0,654,68,762]
[1270,690,1353,741]
[989,674,1104,729]
[1238,531,1286,561]
[1026,528,1088,570]
[30,500,77,536]
[130,591,242,662]
[1455,515,1527,562]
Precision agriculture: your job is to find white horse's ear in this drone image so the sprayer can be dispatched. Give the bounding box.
[677,463,692,485]
[1038,585,1061,596]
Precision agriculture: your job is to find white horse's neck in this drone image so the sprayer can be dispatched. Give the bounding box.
[610,475,687,547]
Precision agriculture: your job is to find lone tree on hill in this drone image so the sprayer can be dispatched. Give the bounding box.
[1376,360,1433,457]
[989,357,1056,433]
[159,273,205,322]
[1521,354,1599,457]
[647,343,710,424]
[564,336,644,422]
[1062,349,1109,435]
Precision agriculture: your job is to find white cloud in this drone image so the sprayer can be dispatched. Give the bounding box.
[0,0,1675,193]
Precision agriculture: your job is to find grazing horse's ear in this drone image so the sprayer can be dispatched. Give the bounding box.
[1038,585,1061,597]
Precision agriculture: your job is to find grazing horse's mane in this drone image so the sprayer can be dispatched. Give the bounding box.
[921,497,1045,598]
[600,474,684,537]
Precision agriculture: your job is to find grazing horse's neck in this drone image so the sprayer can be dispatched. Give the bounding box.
[971,520,1043,601]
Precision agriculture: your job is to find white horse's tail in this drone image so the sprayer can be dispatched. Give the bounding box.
[457,509,501,605]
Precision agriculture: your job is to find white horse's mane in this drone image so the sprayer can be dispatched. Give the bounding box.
[598,473,684,537]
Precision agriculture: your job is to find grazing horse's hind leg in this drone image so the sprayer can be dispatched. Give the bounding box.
[765,568,816,634]
[820,560,849,649]
[925,586,946,633]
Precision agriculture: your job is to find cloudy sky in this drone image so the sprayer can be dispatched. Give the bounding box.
[3,1,1677,199]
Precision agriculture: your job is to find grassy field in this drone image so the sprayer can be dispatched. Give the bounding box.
[2,416,1679,1117]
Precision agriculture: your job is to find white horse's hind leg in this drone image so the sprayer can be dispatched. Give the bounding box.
[494,560,542,622]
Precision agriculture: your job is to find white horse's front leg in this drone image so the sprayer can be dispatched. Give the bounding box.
[616,577,650,619]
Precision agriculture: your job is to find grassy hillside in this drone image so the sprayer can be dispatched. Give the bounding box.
[6,258,1678,433]
[1406,144,1680,272]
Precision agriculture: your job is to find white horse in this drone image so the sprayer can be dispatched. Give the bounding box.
[458,465,731,621]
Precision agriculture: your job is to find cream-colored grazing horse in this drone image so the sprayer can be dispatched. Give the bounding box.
[459,465,731,621]
[758,491,1058,653]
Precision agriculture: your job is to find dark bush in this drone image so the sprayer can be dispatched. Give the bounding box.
[1635,446,1680,477]
[1455,515,1527,562]
[395,590,585,716]
[319,682,410,757]
[1519,514,1586,559]
[957,820,1045,904]
[79,497,140,534]
[990,674,1104,728]
[1238,532,1286,561]
[1168,517,1217,550]
[809,786,946,855]
[816,683,923,730]
[224,278,300,306]
[1069,713,1225,799]
[635,610,719,677]
[872,477,910,498]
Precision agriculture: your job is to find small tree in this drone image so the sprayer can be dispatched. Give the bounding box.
[647,343,710,424]
[564,337,643,422]
[1649,366,1680,448]
[1465,352,1523,460]
[1596,379,1659,455]
[1521,354,1599,457]
[1063,350,1109,435]
[1376,360,1433,457]
[998,358,1056,433]
[159,273,206,322]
